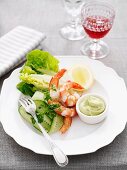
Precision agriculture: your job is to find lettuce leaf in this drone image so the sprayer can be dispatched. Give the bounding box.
[20,66,36,74]
[17,50,59,95]
[17,82,36,96]
[20,73,52,90]
[24,49,59,75]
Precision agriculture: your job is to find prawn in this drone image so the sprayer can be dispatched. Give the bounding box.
[49,69,66,100]
[49,69,84,107]
[60,117,72,133]
[59,81,84,107]
[48,100,74,133]
[48,100,77,117]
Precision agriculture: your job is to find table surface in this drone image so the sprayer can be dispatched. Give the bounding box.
[0,0,127,169]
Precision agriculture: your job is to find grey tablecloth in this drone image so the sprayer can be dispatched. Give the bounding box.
[0,0,127,169]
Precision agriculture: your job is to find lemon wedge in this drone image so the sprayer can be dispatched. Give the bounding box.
[69,65,94,90]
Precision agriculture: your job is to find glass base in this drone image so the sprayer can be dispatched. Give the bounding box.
[60,24,85,41]
[81,40,110,59]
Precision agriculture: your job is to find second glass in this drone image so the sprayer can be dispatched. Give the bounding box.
[60,0,86,40]
[81,1,115,59]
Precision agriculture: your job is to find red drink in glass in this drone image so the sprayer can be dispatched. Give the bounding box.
[83,16,112,39]
[81,1,115,59]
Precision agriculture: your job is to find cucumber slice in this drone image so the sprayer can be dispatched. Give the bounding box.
[34,100,42,109]
[19,106,51,132]
[41,121,51,132]
[32,91,45,101]
[19,106,41,132]
[34,116,51,133]
[19,106,32,124]
[49,114,64,134]
[34,100,48,115]
[19,101,63,134]
[43,114,52,125]
[34,100,56,120]
[35,114,51,132]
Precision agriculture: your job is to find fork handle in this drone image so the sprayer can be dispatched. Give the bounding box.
[34,116,68,167]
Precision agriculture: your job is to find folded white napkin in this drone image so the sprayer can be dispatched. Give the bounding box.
[0,26,46,77]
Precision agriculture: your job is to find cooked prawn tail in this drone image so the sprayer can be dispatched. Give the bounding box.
[48,100,77,117]
[60,117,72,133]
[49,69,67,100]
[71,82,84,90]
[49,69,67,89]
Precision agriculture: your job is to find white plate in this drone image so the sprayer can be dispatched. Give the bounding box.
[0,56,127,155]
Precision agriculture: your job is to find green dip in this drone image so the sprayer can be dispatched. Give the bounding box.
[79,95,106,116]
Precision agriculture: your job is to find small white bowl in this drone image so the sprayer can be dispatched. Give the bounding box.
[76,93,108,124]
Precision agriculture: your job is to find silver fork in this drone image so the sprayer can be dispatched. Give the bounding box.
[19,96,68,167]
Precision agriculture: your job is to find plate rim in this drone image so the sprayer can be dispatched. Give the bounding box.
[0,55,127,155]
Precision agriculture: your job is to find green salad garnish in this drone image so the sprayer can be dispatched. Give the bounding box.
[17,49,59,96]
[17,50,64,134]
[22,49,59,75]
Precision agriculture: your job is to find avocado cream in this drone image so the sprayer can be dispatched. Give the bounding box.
[79,95,106,116]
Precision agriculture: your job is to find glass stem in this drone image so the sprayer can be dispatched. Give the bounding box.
[91,39,101,51]
[70,16,79,29]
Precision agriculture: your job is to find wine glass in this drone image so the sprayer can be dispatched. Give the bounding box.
[60,0,86,40]
[81,1,115,59]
